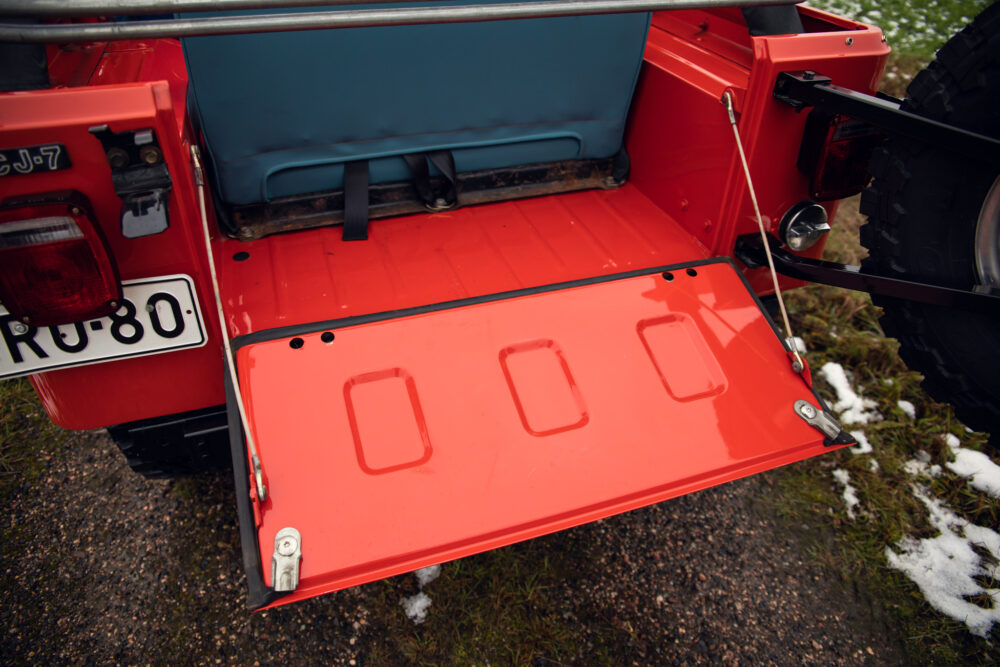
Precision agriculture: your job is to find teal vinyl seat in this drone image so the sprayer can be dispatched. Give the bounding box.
[182,3,651,224]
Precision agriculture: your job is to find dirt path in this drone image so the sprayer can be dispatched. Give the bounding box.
[1,428,904,665]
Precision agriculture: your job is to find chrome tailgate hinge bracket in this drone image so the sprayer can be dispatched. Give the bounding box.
[271,527,302,593]
[794,399,855,447]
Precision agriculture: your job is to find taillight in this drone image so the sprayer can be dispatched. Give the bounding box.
[797,110,882,201]
[0,191,121,326]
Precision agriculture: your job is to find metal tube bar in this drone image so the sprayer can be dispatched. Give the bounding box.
[2,0,798,18]
[774,71,1000,169]
[0,0,799,42]
[0,0,407,18]
[735,234,1000,317]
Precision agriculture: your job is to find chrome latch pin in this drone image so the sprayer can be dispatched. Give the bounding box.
[272,527,302,593]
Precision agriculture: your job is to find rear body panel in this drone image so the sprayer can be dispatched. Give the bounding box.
[235,258,838,608]
[0,64,225,428]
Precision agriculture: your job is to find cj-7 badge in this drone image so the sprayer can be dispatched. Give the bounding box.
[0,143,71,176]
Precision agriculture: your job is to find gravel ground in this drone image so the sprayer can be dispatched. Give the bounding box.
[1,428,903,665]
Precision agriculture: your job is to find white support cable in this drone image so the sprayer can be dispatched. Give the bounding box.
[190,146,268,502]
[722,91,805,374]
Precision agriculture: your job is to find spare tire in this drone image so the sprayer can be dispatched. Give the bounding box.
[859,2,1000,443]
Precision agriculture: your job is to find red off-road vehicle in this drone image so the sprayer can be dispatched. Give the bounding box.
[1,1,997,609]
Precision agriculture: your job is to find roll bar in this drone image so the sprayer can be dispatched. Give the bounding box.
[1,0,800,42]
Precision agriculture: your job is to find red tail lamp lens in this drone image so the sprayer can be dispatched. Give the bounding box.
[0,192,121,326]
[797,110,882,201]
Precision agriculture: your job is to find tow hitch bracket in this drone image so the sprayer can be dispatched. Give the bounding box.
[773,71,1000,168]
[735,234,1000,316]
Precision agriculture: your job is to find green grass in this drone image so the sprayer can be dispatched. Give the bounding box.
[766,192,1000,662]
[364,541,581,665]
[812,0,992,59]
[0,378,65,493]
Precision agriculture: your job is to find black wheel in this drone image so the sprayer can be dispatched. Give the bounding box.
[859,2,1000,443]
[107,404,231,478]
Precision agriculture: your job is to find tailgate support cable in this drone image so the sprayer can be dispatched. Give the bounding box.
[191,145,268,502]
[722,91,805,374]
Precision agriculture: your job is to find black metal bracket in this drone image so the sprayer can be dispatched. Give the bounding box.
[734,233,1000,316]
[773,71,1000,168]
[90,125,172,238]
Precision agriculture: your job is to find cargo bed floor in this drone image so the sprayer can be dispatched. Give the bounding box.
[218,184,709,337]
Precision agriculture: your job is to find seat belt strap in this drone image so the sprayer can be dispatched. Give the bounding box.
[427,150,458,209]
[402,153,435,206]
[403,150,458,210]
[342,159,369,241]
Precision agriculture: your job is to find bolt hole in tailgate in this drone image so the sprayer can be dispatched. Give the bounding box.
[224,193,840,609]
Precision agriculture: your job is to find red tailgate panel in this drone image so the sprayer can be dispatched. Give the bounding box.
[236,259,833,607]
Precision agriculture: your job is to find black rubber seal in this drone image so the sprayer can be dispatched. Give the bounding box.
[224,372,288,611]
[233,258,741,351]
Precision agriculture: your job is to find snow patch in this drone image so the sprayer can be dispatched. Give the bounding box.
[820,362,882,425]
[849,430,873,456]
[885,486,1000,638]
[903,451,942,479]
[897,400,916,420]
[401,592,433,624]
[415,564,442,588]
[868,458,880,473]
[401,563,445,624]
[832,469,860,519]
[943,435,1000,499]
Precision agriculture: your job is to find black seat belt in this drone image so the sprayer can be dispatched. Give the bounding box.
[403,150,458,211]
[342,159,369,241]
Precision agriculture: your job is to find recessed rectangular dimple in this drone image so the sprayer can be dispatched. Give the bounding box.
[638,315,726,401]
[500,339,589,436]
[344,368,432,474]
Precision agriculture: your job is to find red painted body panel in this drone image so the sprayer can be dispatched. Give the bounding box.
[0,63,225,428]
[630,7,888,295]
[217,185,708,337]
[237,260,838,608]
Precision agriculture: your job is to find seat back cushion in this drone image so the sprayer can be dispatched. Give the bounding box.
[182,3,651,205]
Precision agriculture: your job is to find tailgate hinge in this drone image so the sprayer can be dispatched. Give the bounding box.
[794,399,854,447]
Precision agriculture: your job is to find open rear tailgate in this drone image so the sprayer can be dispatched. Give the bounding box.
[230,258,845,609]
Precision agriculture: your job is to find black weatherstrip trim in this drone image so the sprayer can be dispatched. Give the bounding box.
[232,257,742,351]
[224,372,287,611]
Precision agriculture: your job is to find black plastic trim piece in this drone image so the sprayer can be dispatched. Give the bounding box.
[741,5,804,36]
[224,373,288,611]
[107,403,229,477]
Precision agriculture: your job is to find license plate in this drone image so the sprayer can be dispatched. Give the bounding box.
[0,275,207,379]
